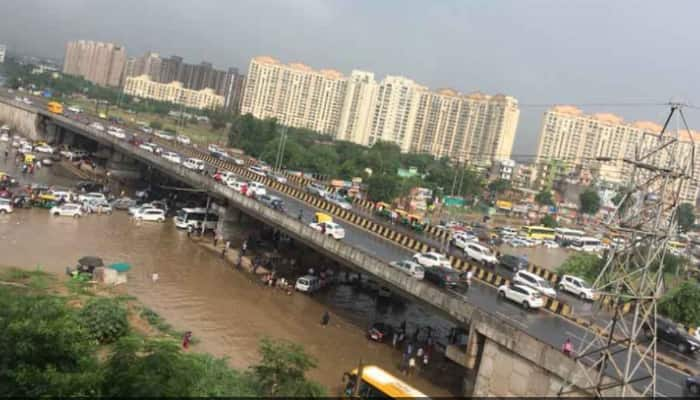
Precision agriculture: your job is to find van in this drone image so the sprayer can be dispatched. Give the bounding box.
[513,270,557,298]
[389,260,425,280]
[295,275,321,293]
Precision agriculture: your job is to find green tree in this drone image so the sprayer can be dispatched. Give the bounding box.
[365,141,402,175]
[249,338,325,397]
[79,298,129,344]
[659,282,700,328]
[0,290,101,396]
[149,120,163,130]
[677,203,696,233]
[539,214,558,228]
[612,190,632,214]
[488,179,511,194]
[535,189,555,206]
[556,253,604,284]
[366,173,402,202]
[579,189,601,215]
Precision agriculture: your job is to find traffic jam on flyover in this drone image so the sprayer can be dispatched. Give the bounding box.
[3,92,700,397]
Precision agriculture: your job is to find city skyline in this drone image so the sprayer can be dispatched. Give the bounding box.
[1,0,699,156]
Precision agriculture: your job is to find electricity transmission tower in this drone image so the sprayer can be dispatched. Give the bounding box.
[559,103,696,397]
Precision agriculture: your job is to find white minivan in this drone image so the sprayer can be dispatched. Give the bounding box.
[513,270,557,298]
[183,158,205,171]
[389,260,425,280]
[295,275,321,293]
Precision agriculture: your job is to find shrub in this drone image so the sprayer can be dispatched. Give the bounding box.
[79,298,129,344]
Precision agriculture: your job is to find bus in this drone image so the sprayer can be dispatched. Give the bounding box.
[47,101,63,114]
[342,365,428,399]
[520,225,556,240]
[570,237,603,252]
[555,227,585,242]
[173,207,219,231]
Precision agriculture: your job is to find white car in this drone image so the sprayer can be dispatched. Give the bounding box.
[247,181,267,197]
[129,203,154,216]
[89,122,105,131]
[306,182,329,198]
[327,193,352,210]
[0,133,9,142]
[78,192,106,203]
[183,158,205,171]
[451,233,478,250]
[558,275,598,301]
[176,135,191,145]
[462,242,498,265]
[232,158,246,166]
[215,171,237,182]
[67,106,82,114]
[389,260,425,280]
[134,208,166,222]
[50,203,83,218]
[543,240,560,249]
[513,270,557,298]
[0,198,13,214]
[107,127,126,139]
[22,97,32,105]
[412,252,452,269]
[309,221,345,240]
[154,131,175,141]
[161,151,182,164]
[139,143,156,153]
[227,179,248,194]
[497,284,545,310]
[19,143,33,153]
[33,144,53,154]
[507,237,530,248]
[139,126,153,134]
[248,166,266,177]
[60,149,88,160]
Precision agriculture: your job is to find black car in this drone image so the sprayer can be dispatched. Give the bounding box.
[367,322,394,342]
[686,375,700,395]
[423,266,459,288]
[499,254,529,271]
[644,317,700,354]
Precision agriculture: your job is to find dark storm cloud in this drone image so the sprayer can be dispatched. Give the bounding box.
[2,0,699,155]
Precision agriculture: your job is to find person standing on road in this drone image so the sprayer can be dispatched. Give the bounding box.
[241,240,248,256]
[465,270,473,291]
[320,310,330,327]
[408,357,416,376]
[562,338,574,357]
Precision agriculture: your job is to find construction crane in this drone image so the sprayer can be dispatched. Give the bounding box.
[558,103,696,397]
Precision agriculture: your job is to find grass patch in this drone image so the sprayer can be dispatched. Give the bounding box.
[65,277,95,297]
[139,307,199,345]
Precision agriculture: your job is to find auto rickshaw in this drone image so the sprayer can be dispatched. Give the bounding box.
[393,209,408,224]
[375,202,393,219]
[31,193,58,209]
[407,214,426,232]
[314,212,333,224]
[24,153,36,165]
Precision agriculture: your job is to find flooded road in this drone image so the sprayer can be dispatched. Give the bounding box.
[0,209,457,396]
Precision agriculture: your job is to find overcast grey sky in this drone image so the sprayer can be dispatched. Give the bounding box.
[1,0,698,155]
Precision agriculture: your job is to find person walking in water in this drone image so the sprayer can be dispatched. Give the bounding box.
[320,310,330,327]
[182,331,193,349]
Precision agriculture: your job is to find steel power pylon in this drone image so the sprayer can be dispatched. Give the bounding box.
[558,103,696,397]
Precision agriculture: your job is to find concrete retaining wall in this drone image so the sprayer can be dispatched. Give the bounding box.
[0,98,39,139]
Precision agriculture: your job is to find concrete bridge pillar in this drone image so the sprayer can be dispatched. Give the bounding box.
[104,148,142,180]
[44,122,60,144]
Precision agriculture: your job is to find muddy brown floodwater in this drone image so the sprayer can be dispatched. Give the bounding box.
[0,209,456,396]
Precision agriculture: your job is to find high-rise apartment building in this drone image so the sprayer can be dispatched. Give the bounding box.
[241,56,348,135]
[62,40,126,87]
[123,75,224,110]
[124,52,162,81]
[535,106,700,203]
[241,55,520,165]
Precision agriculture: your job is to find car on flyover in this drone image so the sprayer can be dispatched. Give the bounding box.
[412,252,451,269]
[309,221,345,240]
[50,203,84,218]
[161,151,182,164]
[388,260,425,280]
[176,135,191,145]
[497,284,545,310]
[644,317,700,355]
[462,242,498,265]
[306,182,329,198]
[557,275,597,301]
[326,193,352,210]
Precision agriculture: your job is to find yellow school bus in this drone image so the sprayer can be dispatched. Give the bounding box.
[47,101,63,114]
[342,365,428,399]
